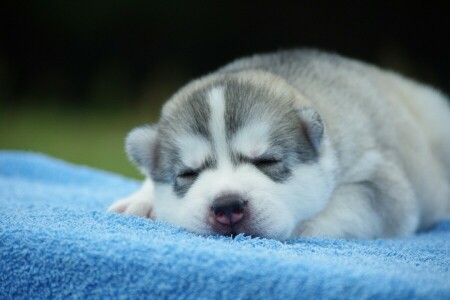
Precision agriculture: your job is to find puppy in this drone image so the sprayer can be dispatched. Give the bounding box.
[108,49,450,240]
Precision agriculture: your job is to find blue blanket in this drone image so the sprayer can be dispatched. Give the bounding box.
[1,151,449,299]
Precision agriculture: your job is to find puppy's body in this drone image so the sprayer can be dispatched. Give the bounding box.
[109,50,450,240]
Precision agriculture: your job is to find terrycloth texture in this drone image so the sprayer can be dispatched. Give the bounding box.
[0,151,449,299]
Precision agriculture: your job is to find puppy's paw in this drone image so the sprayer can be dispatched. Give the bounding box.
[107,195,154,219]
[298,224,328,238]
[297,220,345,238]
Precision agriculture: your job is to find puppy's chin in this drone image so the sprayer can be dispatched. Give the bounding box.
[206,203,295,240]
[152,183,299,240]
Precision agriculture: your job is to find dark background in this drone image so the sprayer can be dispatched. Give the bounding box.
[1,0,449,177]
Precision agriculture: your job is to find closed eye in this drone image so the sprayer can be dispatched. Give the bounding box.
[177,169,200,179]
[251,157,281,168]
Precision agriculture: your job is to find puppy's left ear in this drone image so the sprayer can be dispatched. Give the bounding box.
[125,125,159,175]
[297,107,324,151]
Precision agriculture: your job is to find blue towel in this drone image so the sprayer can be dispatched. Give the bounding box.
[1,151,449,299]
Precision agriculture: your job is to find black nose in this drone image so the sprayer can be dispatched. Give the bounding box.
[212,195,245,226]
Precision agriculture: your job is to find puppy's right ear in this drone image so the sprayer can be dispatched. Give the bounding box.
[125,125,159,176]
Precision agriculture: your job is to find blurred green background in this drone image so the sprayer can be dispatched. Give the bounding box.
[1,1,449,178]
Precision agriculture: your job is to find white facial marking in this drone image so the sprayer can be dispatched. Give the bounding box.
[232,122,271,158]
[207,87,231,167]
[176,134,211,169]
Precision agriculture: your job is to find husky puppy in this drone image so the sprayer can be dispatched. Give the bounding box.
[108,49,450,240]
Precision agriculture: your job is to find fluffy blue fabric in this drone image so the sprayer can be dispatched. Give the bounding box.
[0,151,449,299]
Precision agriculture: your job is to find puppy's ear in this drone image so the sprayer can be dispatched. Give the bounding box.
[297,107,324,151]
[125,125,159,175]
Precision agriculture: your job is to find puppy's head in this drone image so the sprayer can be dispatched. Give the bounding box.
[127,71,337,240]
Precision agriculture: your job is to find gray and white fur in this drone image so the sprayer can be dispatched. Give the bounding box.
[108,49,450,240]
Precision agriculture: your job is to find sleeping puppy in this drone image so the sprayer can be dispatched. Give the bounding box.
[108,49,450,240]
